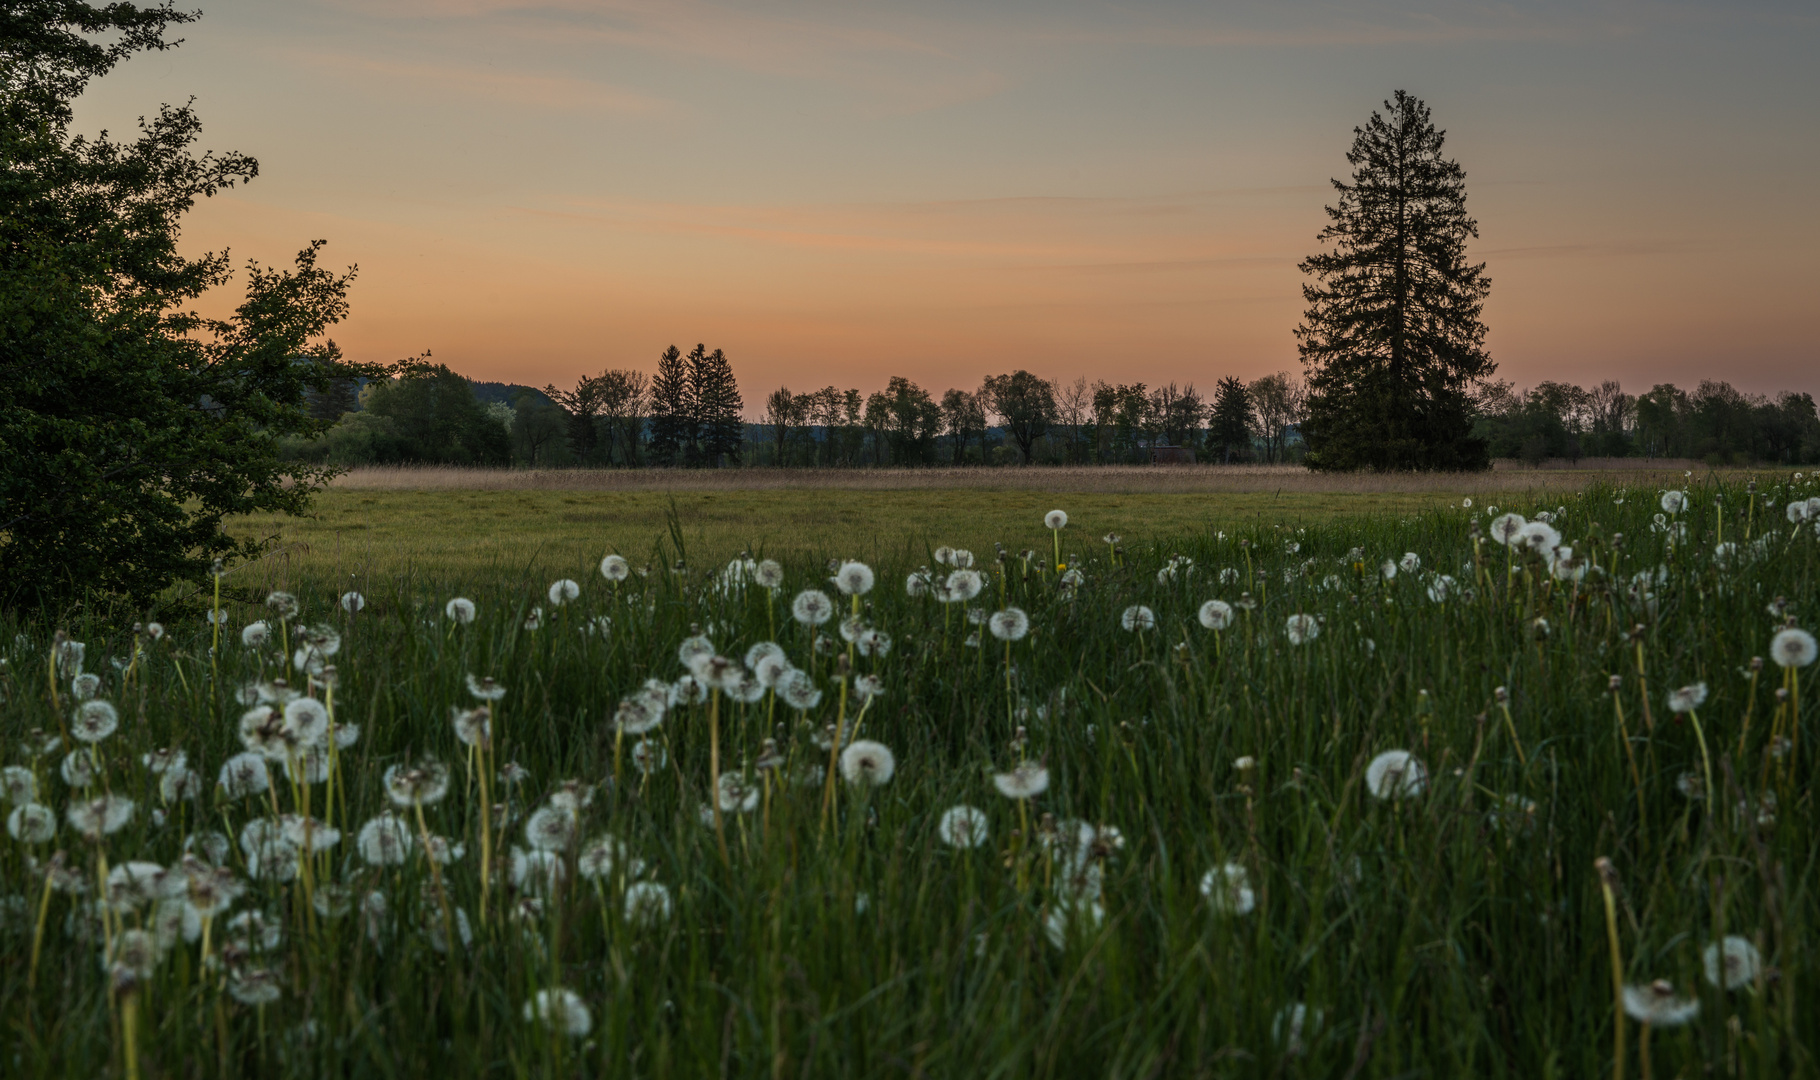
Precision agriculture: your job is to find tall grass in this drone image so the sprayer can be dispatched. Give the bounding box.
[2,477,1815,1077]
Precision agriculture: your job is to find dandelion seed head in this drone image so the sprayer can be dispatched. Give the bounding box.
[281,697,329,747]
[625,881,673,926]
[70,673,102,701]
[1660,490,1688,515]
[989,608,1030,642]
[523,806,578,851]
[839,740,896,786]
[1045,510,1068,530]
[792,589,835,625]
[1425,574,1458,603]
[466,673,505,701]
[64,698,120,745]
[451,705,492,747]
[8,803,56,843]
[357,813,413,866]
[944,569,984,602]
[60,749,97,788]
[1704,935,1761,991]
[600,554,630,582]
[384,762,451,807]
[937,805,989,849]
[1120,605,1155,632]
[547,578,581,605]
[1365,750,1427,800]
[831,561,875,596]
[217,752,271,800]
[1622,980,1699,1026]
[339,590,365,613]
[716,772,760,813]
[524,988,592,1038]
[1770,627,1817,668]
[1284,614,1319,645]
[227,966,284,1006]
[993,761,1049,800]
[778,668,823,711]
[1200,861,1256,916]
[1666,682,1708,714]
[445,597,477,624]
[265,592,299,620]
[67,794,134,838]
[1489,513,1528,546]
[1,761,37,804]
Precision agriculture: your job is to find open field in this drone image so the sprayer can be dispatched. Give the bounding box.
[325,460,1752,494]
[4,475,1817,1077]
[223,462,1777,598]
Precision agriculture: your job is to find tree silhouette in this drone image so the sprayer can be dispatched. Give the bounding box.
[647,345,691,466]
[1296,91,1493,471]
[691,346,744,467]
[1208,377,1255,463]
[981,370,1056,464]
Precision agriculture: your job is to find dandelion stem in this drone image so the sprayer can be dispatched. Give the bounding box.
[1595,857,1625,1080]
[710,688,731,867]
[1687,707,1714,819]
[1612,694,1647,848]
[121,987,141,1080]
[478,740,494,923]
[820,676,850,836]
[27,868,53,992]
[1497,701,1529,767]
[1737,665,1760,761]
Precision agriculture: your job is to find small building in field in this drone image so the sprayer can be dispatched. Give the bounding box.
[1150,444,1196,465]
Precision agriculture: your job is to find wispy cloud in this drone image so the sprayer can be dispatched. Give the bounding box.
[289,49,675,114]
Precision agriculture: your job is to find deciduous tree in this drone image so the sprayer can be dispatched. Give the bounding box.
[0,2,387,607]
[981,370,1056,464]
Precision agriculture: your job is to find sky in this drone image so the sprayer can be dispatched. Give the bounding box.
[73,0,1820,405]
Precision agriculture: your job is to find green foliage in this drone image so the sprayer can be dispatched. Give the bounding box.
[355,361,511,466]
[1298,91,1492,472]
[0,2,382,609]
[3,477,1817,1075]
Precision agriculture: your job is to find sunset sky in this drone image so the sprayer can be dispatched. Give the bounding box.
[75,0,1818,404]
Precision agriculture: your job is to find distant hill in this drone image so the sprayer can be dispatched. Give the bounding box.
[470,380,554,408]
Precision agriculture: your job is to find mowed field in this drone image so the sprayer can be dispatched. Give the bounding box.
[226,462,1740,594]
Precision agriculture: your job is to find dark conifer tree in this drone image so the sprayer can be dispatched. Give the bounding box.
[647,345,691,466]
[692,347,744,467]
[1208,376,1255,463]
[1296,91,1493,471]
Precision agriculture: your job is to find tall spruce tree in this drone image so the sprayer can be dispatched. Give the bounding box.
[690,345,743,467]
[647,345,691,466]
[1295,91,1493,471]
[1208,376,1255,463]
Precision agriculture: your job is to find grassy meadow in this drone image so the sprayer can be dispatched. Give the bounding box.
[221,462,1746,598]
[2,468,1817,1078]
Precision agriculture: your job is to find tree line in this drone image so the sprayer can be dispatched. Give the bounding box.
[293,359,1820,470]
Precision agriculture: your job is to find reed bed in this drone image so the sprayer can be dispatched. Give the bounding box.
[2,475,1816,1078]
